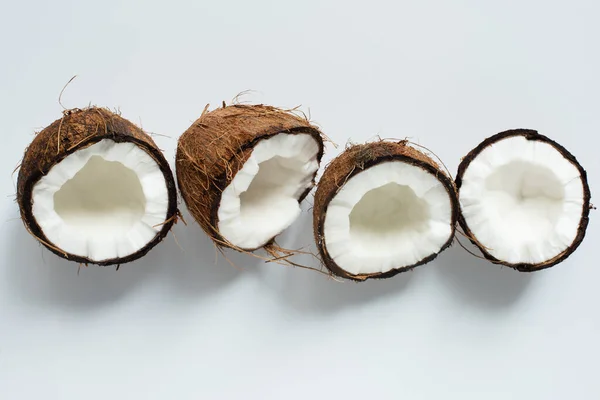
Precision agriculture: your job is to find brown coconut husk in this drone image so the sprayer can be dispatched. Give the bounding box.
[17,107,178,266]
[456,129,591,272]
[176,104,325,254]
[313,140,459,281]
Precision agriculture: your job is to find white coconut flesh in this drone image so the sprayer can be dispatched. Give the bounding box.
[459,136,585,265]
[323,161,454,275]
[218,133,320,249]
[31,139,170,261]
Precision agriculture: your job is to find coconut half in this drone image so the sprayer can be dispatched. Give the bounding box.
[313,141,458,281]
[176,104,324,251]
[456,129,591,271]
[17,108,178,265]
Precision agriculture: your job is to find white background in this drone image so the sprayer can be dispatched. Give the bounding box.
[1,1,598,399]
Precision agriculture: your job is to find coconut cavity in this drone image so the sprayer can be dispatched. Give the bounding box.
[314,141,458,281]
[349,182,431,254]
[176,104,324,252]
[17,108,178,265]
[54,156,147,230]
[457,129,590,271]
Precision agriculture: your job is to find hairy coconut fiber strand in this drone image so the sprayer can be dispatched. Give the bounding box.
[176,104,325,251]
[456,129,591,271]
[313,141,459,281]
[17,107,178,265]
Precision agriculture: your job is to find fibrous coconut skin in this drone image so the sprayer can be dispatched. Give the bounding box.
[313,141,459,281]
[17,107,178,266]
[456,129,591,272]
[176,104,325,252]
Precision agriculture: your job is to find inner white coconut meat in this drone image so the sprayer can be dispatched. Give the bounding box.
[32,139,169,261]
[459,136,585,265]
[324,161,454,275]
[218,133,320,249]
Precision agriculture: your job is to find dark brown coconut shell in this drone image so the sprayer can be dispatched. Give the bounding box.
[456,129,591,272]
[176,104,325,251]
[17,107,178,266]
[313,140,459,281]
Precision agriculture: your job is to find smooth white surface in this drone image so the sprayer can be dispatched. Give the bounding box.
[1,1,598,399]
[324,161,453,275]
[32,139,169,261]
[460,136,585,264]
[218,133,320,249]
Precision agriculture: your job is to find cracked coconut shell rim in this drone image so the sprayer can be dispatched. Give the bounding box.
[176,104,325,252]
[313,140,459,281]
[17,108,178,265]
[456,129,591,271]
